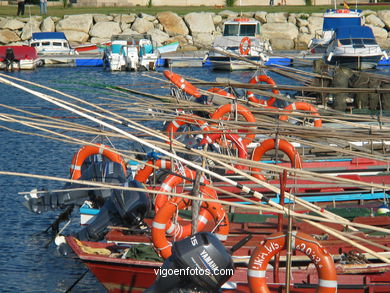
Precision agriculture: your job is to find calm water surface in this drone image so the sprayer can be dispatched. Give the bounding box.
[0,64,389,292]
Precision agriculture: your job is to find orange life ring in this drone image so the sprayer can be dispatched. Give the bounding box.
[336,9,349,13]
[154,168,216,238]
[163,70,201,98]
[200,132,248,170]
[211,104,256,146]
[234,17,250,22]
[70,144,127,180]
[247,75,279,106]
[279,102,322,127]
[239,37,251,55]
[152,196,229,259]
[134,159,172,184]
[248,232,337,293]
[165,114,214,141]
[250,138,302,181]
[154,167,214,212]
[207,88,236,99]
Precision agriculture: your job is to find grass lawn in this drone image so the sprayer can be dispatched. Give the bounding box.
[0,5,389,18]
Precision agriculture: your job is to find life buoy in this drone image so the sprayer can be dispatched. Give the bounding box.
[247,75,279,106]
[134,159,172,184]
[163,70,201,98]
[152,196,229,259]
[250,138,302,181]
[200,132,248,170]
[240,37,251,55]
[207,88,236,99]
[165,114,214,141]
[70,144,127,180]
[248,231,337,293]
[154,167,213,212]
[336,9,349,13]
[211,104,256,146]
[234,17,250,22]
[279,102,322,127]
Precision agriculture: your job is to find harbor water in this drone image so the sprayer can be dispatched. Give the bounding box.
[0,64,390,292]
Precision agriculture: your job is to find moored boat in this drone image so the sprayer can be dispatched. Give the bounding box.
[0,45,39,70]
[205,18,272,71]
[324,26,387,70]
[103,34,159,71]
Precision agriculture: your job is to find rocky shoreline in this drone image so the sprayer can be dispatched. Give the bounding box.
[1,10,390,51]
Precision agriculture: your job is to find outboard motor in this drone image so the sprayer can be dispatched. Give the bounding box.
[146,232,234,293]
[75,180,150,242]
[23,160,127,213]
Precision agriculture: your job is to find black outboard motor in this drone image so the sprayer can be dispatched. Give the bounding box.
[75,180,150,242]
[146,232,234,293]
[23,160,127,213]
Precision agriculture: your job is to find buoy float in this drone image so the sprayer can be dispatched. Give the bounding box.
[211,104,256,146]
[247,75,279,106]
[279,102,322,127]
[250,138,302,181]
[248,232,337,293]
[240,37,251,55]
[163,70,201,98]
[152,195,229,259]
[70,144,127,180]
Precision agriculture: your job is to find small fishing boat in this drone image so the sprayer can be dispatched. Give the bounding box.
[308,8,362,54]
[205,18,272,71]
[0,45,39,70]
[29,32,76,65]
[324,26,387,70]
[103,34,159,71]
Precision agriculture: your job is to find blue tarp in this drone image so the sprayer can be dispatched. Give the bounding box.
[31,32,67,40]
[323,16,361,31]
[335,26,375,39]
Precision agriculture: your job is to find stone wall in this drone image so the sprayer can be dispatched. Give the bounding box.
[1,10,390,51]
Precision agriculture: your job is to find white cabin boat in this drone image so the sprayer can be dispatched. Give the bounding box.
[324,26,387,70]
[206,18,272,71]
[308,8,362,54]
[29,32,75,65]
[103,34,159,71]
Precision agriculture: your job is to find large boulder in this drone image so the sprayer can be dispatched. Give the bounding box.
[41,17,55,32]
[192,32,215,49]
[156,11,189,36]
[114,14,136,24]
[20,20,41,40]
[366,25,388,40]
[377,10,390,30]
[218,10,238,18]
[365,14,385,28]
[93,14,113,23]
[0,19,25,30]
[254,11,267,23]
[261,23,299,40]
[295,33,312,50]
[270,38,294,50]
[146,28,170,47]
[0,29,20,44]
[62,30,89,43]
[56,14,93,34]
[131,17,154,34]
[307,16,323,35]
[184,12,215,34]
[266,12,288,23]
[89,21,121,39]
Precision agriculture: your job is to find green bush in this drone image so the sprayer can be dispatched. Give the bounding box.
[225,0,236,7]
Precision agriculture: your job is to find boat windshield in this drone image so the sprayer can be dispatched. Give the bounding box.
[339,38,377,45]
[223,24,257,36]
